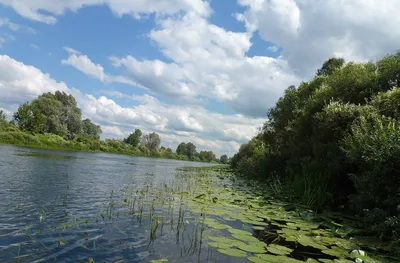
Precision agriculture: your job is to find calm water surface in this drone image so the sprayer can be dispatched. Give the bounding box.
[0,145,396,263]
[0,145,216,263]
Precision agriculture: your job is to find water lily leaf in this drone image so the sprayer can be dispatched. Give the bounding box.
[228,228,253,236]
[242,219,268,226]
[208,242,232,249]
[208,236,236,244]
[286,223,298,230]
[249,241,267,247]
[256,254,302,262]
[218,248,248,257]
[248,256,268,263]
[237,243,266,253]
[253,226,265,231]
[306,259,320,263]
[232,234,260,243]
[297,235,329,250]
[267,244,293,255]
[322,246,349,258]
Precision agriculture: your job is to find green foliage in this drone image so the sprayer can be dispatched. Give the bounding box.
[81,119,102,139]
[176,142,187,156]
[124,129,142,147]
[2,91,224,164]
[13,91,84,139]
[0,110,6,122]
[220,154,228,164]
[141,132,161,151]
[316,57,345,76]
[186,142,196,160]
[371,87,400,119]
[343,116,400,238]
[231,51,400,240]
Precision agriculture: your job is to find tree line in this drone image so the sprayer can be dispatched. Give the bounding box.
[231,53,400,241]
[0,91,225,163]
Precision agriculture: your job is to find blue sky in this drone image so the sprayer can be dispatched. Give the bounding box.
[0,0,398,156]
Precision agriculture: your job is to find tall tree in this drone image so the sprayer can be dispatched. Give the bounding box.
[186,142,197,160]
[13,91,82,139]
[124,128,142,147]
[176,142,187,156]
[220,154,228,164]
[141,132,161,151]
[81,119,102,139]
[316,57,345,76]
[0,110,6,122]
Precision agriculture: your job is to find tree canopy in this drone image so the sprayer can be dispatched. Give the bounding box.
[124,129,142,147]
[141,132,161,151]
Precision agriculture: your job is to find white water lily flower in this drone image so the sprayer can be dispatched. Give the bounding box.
[355,258,363,263]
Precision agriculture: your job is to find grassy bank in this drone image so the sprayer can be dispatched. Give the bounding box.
[0,124,214,162]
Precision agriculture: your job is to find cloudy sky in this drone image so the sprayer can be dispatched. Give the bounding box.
[0,0,399,157]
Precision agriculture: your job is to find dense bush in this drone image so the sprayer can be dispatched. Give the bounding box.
[231,51,400,239]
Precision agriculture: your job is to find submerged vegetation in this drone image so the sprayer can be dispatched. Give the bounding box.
[231,53,400,244]
[0,92,220,162]
[8,165,399,262]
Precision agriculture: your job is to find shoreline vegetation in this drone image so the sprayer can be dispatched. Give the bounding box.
[0,92,227,163]
[230,52,400,251]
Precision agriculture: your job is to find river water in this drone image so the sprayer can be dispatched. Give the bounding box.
[0,145,397,263]
[0,145,214,262]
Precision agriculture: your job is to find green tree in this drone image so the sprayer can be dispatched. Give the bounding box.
[186,142,197,160]
[176,142,187,156]
[124,128,142,147]
[199,151,216,163]
[0,110,6,123]
[81,119,102,139]
[316,57,345,76]
[141,132,161,151]
[13,91,82,139]
[220,154,228,164]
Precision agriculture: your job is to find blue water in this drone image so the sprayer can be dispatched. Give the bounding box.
[0,145,214,263]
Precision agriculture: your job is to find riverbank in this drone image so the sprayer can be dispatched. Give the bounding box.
[0,127,216,162]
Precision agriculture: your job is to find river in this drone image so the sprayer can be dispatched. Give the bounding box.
[0,145,396,263]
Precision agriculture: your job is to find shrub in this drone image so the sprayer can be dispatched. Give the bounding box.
[343,116,400,238]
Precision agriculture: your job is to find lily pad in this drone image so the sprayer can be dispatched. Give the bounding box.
[232,234,260,243]
[208,242,232,249]
[297,235,329,250]
[253,226,265,231]
[228,228,253,236]
[218,248,248,257]
[256,254,302,263]
[248,256,268,263]
[322,246,349,258]
[237,243,267,253]
[267,244,293,256]
[208,236,236,244]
